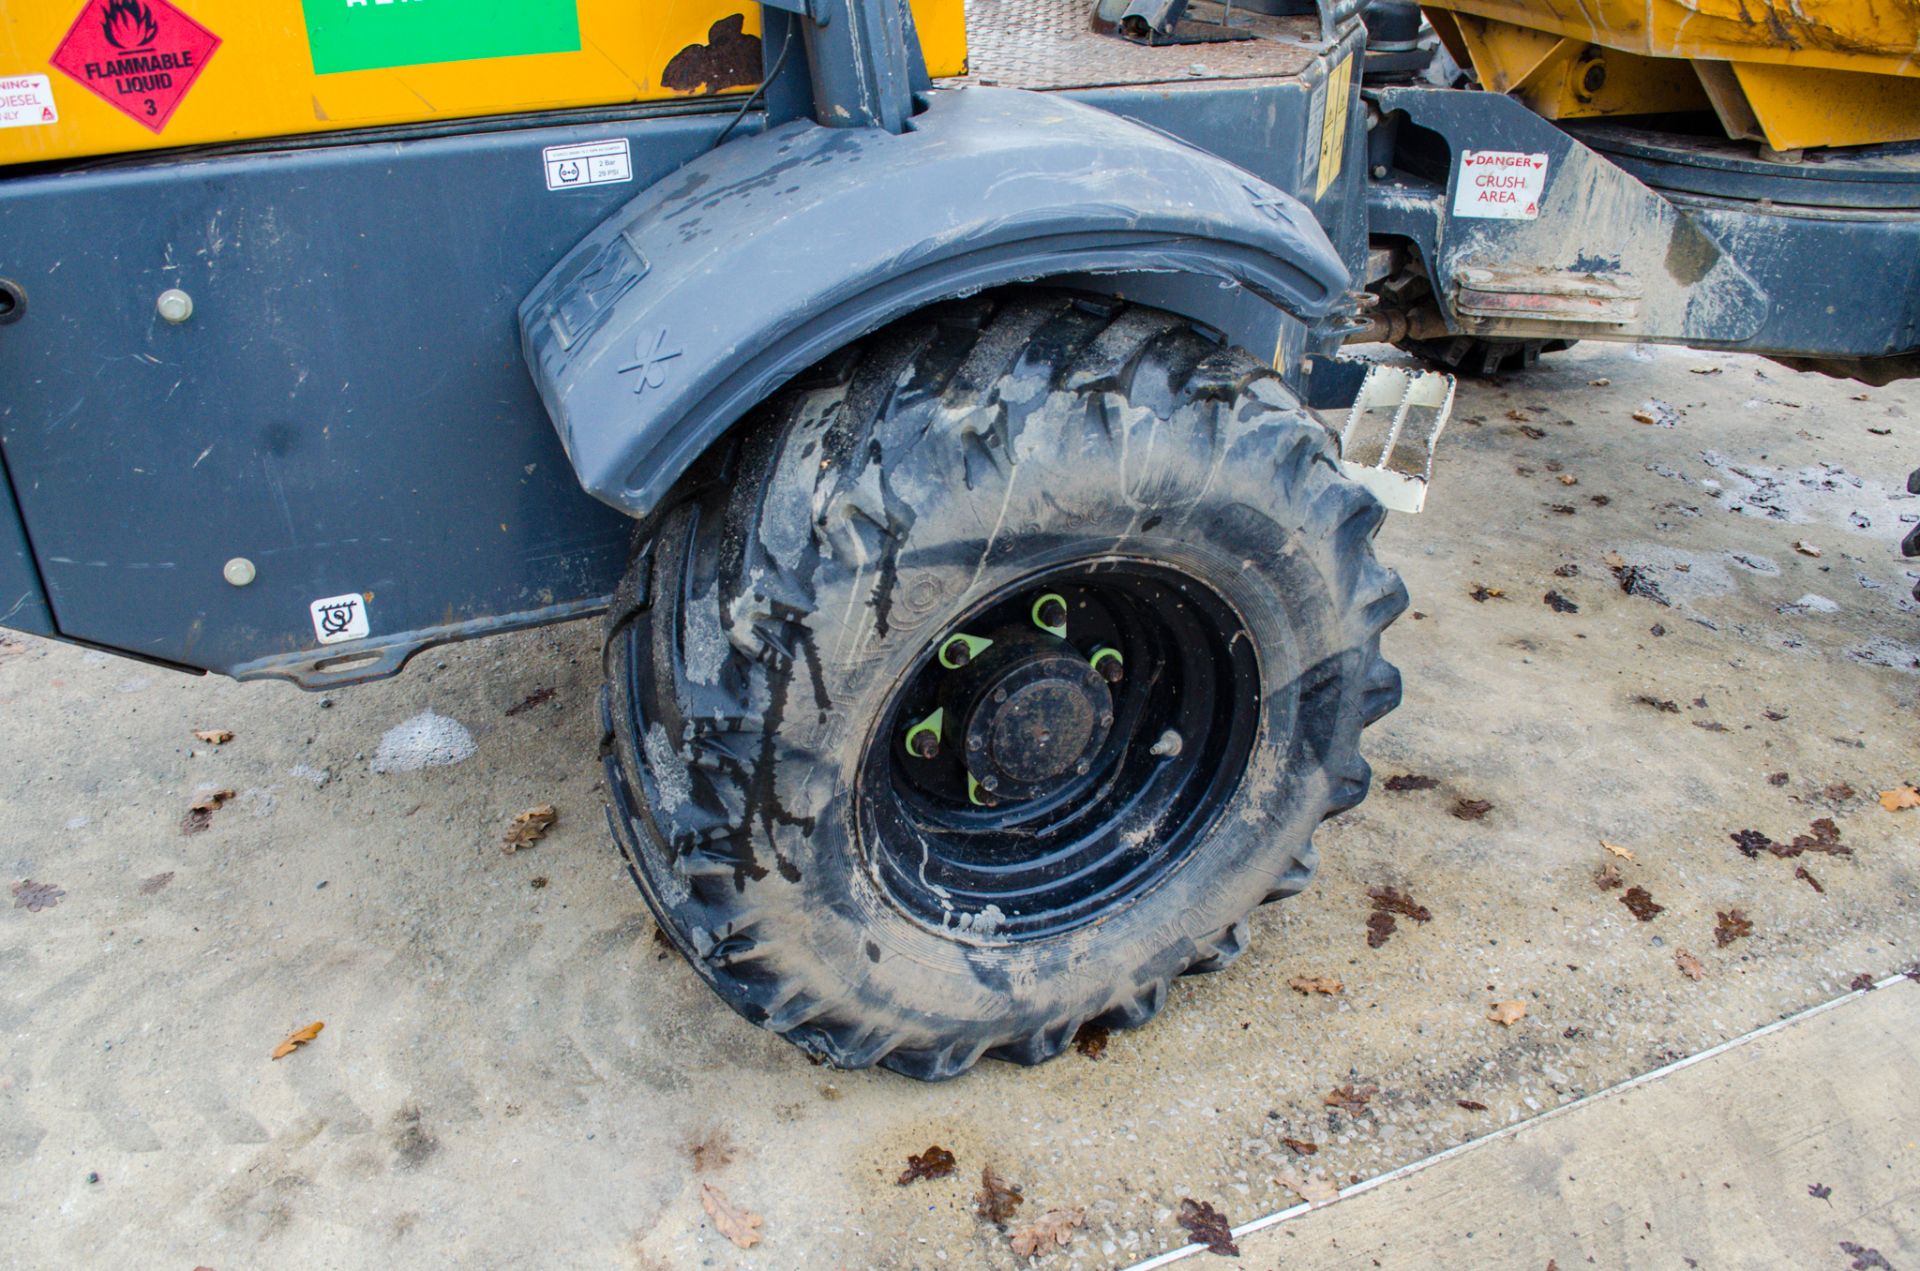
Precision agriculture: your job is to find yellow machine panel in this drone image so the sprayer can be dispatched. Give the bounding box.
[1425,0,1920,149]
[0,0,967,166]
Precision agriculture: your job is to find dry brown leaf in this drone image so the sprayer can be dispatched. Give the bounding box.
[1621,886,1664,922]
[1487,1000,1527,1027]
[193,729,233,745]
[1324,1084,1377,1114]
[1589,377,1611,387]
[1557,474,1578,486]
[1675,950,1706,981]
[898,1145,956,1186]
[1176,1198,1238,1256]
[1715,909,1754,947]
[189,788,236,813]
[271,1021,324,1059]
[701,1182,763,1250]
[1878,786,1920,812]
[1594,861,1624,891]
[1792,540,1823,558]
[976,1166,1025,1225]
[1288,976,1343,996]
[1601,840,1635,861]
[1468,584,1506,602]
[1281,1136,1318,1155]
[1009,1207,1086,1259]
[502,804,558,852]
[1275,1169,1340,1205]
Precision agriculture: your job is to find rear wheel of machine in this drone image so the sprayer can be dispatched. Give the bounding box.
[600,291,1406,1079]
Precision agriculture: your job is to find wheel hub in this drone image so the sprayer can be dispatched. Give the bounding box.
[867,563,1261,941]
[965,652,1113,793]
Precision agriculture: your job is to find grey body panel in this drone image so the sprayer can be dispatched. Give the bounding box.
[0,109,740,680]
[0,448,52,637]
[520,86,1352,518]
[1369,86,1920,360]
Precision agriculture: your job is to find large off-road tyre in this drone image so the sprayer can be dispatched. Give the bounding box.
[600,290,1406,1080]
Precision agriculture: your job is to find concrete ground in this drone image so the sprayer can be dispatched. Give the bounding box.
[1223,974,1920,1269]
[2,342,1917,1270]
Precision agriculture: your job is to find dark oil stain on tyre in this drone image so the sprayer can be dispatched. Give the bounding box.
[662,15,762,95]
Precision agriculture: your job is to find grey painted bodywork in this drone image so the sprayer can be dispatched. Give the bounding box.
[520,87,1353,518]
[1369,86,1920,360]
[0,109,736,683]
[0,448,52,637]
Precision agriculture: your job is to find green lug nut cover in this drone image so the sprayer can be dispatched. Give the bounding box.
[938,632,994,669]
[1031,592,1069,637]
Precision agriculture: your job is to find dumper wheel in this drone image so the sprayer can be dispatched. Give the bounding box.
[599,290,1406,1079]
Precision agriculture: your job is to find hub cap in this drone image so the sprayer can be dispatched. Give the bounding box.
[859,560,1261,941]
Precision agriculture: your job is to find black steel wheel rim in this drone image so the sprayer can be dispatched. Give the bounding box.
[858,559,1262,942]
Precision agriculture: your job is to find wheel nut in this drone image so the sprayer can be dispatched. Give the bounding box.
[968,736,983,752]
[1074,760,1091,776]
[1037,596,1066,628]
[981,774,999,791]
[909,731,940,760]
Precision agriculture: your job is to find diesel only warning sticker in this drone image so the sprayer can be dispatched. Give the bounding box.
[1454,150,1549,220]
[0,75,59,130]
[51,0,220,133]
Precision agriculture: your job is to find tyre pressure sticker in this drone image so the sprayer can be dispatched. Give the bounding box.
[0,75,59,130]
[50,0,220,134]
[310,593,371,645]
[1454,150,1549,219]
[543,138,632,190]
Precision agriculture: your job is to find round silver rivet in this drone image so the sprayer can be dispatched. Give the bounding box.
[156,288,194,324]
[223,557,256,587]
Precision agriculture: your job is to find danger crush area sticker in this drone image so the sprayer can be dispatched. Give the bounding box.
[51,0,220,133]
[1454,150,1549,220]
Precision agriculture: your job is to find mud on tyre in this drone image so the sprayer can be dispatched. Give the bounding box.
[600,290,1406,1079]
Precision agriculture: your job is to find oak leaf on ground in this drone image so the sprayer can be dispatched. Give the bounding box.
[1487,1000,1527,1027]
[1275,1169,1339,1205]
[976,1166,1024,1225]
[1675,950,1706,981]
[1288,976,1343,996]
[193,729,233,745]
[1878,786,1920,812]
[1325,1084,1377,1114]
[1176,1198,1238,1256]
[502,804,558,852]
[271,1021,324,1060]
[1010,1207,1085,1259]
[1715,909,1754,947]
[700,1182,763,1250]
[898,1145,955,1186]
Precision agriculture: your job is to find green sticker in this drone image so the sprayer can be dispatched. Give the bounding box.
[302,0,581,75]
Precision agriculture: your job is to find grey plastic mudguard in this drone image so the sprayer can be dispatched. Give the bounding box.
[519,86,1351,518]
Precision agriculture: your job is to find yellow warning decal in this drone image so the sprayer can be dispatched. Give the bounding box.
[1315,52,1353,200]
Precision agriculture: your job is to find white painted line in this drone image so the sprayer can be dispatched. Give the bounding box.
[1119,973,1916,1271]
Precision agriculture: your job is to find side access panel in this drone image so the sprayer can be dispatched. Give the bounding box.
[0,111,742,683]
